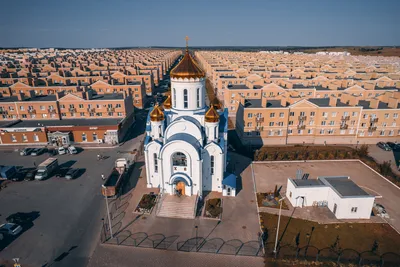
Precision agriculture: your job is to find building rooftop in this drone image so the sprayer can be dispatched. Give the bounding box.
[91,93,124,100]
[0,95,57,102]
[5,118,123,128]
[227,84,249,90]
[292,179,324,187]
[308,98,350,107]
[320,176,371,197]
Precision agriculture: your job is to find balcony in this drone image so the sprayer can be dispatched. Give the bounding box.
[69,107,76,112]
[87,108,96,112]
[368,126,377,132]
[0,110,8,115]
[298,115,307,121]
[255,117,264,123]
[107,107,115,112]
[370,117,379,123]
[340,124,348,130]
[341,116,350,121]
[297,125,306,130]
[255,126,264,131]
[28,109,36,114]
[48,108,56,113]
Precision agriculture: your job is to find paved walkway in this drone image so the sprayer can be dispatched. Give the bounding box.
[368,144,400,176]
[88,244,264,267]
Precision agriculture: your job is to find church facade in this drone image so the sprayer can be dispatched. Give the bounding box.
[144,45,232,197]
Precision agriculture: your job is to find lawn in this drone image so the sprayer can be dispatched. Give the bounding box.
[260,212,400,256]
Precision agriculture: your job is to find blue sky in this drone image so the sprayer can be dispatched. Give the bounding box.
[1,0,399,48]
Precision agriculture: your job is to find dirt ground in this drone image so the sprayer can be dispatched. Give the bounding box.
[261,212,400,255]
[301,47,400,57]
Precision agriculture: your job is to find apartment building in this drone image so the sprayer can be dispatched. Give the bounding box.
[195,50,400,146]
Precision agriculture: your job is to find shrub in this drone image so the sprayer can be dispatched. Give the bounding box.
[356,144,369,158]
[378,161,392,176]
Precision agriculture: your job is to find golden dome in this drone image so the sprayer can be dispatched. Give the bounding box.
[150,104,165,122]
[205,105,220,123]
[163,95,172,109]
[170,50,205,79]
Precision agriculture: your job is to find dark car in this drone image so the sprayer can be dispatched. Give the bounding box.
[65,168,79,180]
[24,169,37,181]
[6,211,40,227]
[30,148,46,156]
[386,142,400,151]
[377,142,391,151]
[55,168,70,178]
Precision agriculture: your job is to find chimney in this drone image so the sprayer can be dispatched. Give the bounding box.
[261,96,268,107]
[85,90,93,100]
[387,97,399,109]
[329,96,337,107]
[280,97,287,107]
[56,91,65,100]
[28,90,36,99]
[17,93,25,101]
[369,98,380,109]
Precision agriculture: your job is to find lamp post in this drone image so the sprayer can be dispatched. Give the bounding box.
[102,185,113,239]
[273,197,286,256]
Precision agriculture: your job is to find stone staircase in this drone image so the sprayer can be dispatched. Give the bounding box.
[157,195,197,219]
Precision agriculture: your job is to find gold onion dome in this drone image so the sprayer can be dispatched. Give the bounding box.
[150,104,165,122]
[163,95,172,109]
[170,37,205,79]
[205,105,220,123]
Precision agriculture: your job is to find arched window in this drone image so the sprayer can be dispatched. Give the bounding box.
[183,89,188,108]
[173,88,176,107]
[172,152,187,166]
[154,153,158,173]
[210,155,215,175]
[196,88,200,108]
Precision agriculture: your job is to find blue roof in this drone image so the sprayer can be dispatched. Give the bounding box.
[222,172,237,188]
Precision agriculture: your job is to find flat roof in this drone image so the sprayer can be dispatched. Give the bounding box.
[227,84,249,90]
[320,176,370,197]
[308,98,350,107]
[6,118,123,128]
[91,93,124,100]
[292,179,324,187]
[0,95,57,102]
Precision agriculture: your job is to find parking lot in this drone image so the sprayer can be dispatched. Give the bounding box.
[0,147,124,267]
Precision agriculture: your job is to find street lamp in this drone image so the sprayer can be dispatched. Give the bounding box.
[273,197,286,256]
[102,185,113,239]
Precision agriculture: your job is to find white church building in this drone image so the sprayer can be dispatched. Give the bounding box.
[144,43,234,198]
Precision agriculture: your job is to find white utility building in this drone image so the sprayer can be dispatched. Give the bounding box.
[286,176,375,219]
[144,42,232,198]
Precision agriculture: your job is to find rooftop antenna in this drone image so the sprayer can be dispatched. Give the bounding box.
[296,169,303,180]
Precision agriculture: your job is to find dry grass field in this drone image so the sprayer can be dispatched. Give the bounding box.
[302,47,400,57]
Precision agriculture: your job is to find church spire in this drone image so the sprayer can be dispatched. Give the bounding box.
[185,36,189,52]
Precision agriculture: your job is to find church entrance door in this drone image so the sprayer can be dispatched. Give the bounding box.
[176,181,185,196]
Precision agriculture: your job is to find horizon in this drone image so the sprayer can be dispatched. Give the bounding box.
[1,0,400,48]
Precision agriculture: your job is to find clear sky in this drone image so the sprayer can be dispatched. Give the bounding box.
[1,0,399,48]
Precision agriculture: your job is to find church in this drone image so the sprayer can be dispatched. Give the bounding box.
[144,40,235,198]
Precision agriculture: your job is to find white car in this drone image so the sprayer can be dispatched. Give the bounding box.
[58,147,66,155]
[68,146,77,154]
[0,223,23,238]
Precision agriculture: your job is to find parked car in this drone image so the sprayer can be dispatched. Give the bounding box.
[6,212,39,226]
[377,142,391,151]
[65,168,79,180]
[0,223,23,238]
[58,147,66,155]
[31,148,46,156]
[19,148,33,156]
[386,142,400,151]
[55,168,70,178]
[68,146,78,154]
[24,169,37,181]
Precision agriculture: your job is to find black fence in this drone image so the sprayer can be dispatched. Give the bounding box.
[264,242,400,266]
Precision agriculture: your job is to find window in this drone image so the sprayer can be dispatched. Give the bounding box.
[308,129,313,134]
[322,112,328,117]
[288,121,294,125]
[340,130,346,135]
[300,111,305,116]
[247,122,252,127]
[289,112,295,116]
[380,131,385,136]
[116,104,121,108]
[352,112,357,117]
[93,133,98,141]
[210,155,215,175]
[320,129,325,134]
[310,111,315,117]
[248,113,253,118]
[183,89,188,108]
[33,134,39,142]
[351,207,358,213]
[332,112,337,117]
[197,88,200,108]
[321,121,326,126]
[279,112,284,118]
[384,113,389,118]
[40,105,45,110]
[173,88,176,107]
[329,121,335,126]
[20,106,25,111]
[288,129,293,134]
[11,135,16,142]
[22,135,28,142]
[270,113,275,118]
[277,122,284,126]
[79,104,84,108]
[269,122,274,126]
[172,152,187,166]
[389,130,394,136]
[154,153,158,173]
[394,113,398,118]
[82,133,87,142]
[363,114,368,119]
